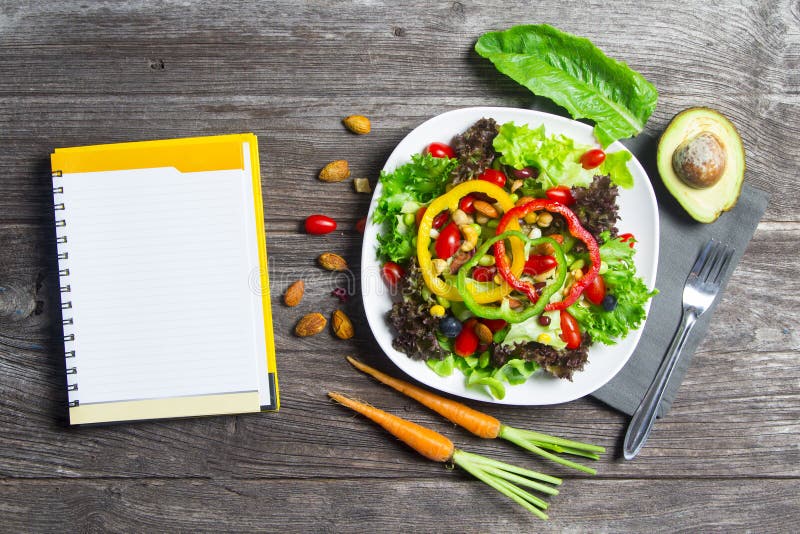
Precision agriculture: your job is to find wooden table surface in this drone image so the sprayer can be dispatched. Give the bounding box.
[1,1,798,531]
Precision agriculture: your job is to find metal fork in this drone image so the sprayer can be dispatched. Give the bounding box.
[623,239,735,460]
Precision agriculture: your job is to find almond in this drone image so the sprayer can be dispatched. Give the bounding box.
[295,313,327,337]
[473,322,494,344]
[319,160,351,182]
[331,309,354,339]
[283,280,305,307]
[342,115,371,135]
[473,199,499,218]
[318,252,348,272]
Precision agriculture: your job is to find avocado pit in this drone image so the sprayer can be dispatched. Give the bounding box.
[672,132,726,189]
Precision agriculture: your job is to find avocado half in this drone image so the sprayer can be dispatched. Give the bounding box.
[657,108,745,223]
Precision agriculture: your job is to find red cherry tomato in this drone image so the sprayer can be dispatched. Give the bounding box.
[382,261,406,288]
[415,206,426,227]
[584,273,606,305]
[478,168,507,188]
[481,319,507,333]
[560,310,582,350]
[355,217,366,234]
[459,195,476,214]
[523,254,557,276]
[471,266,496,283]
[580,148,606,170]
[545,186,575,206]
[619,232,636,248]
[454,322,479,357]
[305,214,337,234]
[435,222,461,260]
[425,142,455,159]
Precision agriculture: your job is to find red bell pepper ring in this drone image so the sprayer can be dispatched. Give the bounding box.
[494,199,601,311]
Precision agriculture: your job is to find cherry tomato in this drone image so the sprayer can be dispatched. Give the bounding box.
[459,195,476,214]
[523,254,557,276]
[545,186,575,206]
[425,142,455,159]
[471,266,496,282]
[560,310,582,350]
[481,319,507,333]
[619,232,636,248]
[382,261,406,288]
[454,322,479,357]
[355,217,367,234]
[435,222,461,260]
[415,206,426,227]
[584,273,606,305]
[478,168,507,188]
[580,148,606,170]
[305,214,337,234]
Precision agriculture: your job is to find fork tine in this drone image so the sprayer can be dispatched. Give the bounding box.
[712,247,736,285]
[690,240,715,276]
[699,242,724,280]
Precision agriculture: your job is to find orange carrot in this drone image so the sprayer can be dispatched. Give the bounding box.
[346,356,605,474]
[328,391,454,462]
[327,390,561,519]
[346,356,501,438]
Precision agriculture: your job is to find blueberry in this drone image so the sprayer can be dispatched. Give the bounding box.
[439,316,462,338]
[602,294,618,311]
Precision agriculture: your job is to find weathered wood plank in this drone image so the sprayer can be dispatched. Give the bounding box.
[0,220,798,479]
[0,94,797,223]
[1,0,799,530]
[1,478,797,533]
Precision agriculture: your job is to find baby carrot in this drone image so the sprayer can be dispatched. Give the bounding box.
[346,356,502,438]
[346,356,605,474]
[328,391,454,462]
[328,391,561,519]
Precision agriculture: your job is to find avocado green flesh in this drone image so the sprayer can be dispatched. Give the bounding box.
[657,108,745,223]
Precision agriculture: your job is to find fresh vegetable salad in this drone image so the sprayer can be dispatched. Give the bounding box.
[373,118,656,399]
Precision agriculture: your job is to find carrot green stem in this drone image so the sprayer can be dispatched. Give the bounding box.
[456,449,562,486]
[453,450,549,520]
[499,425,605,474]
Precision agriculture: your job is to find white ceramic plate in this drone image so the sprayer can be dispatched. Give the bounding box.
[361,107,659,405]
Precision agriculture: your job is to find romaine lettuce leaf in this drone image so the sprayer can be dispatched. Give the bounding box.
[475,24,658,147]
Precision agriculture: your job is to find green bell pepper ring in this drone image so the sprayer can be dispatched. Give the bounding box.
[456,230,567,324]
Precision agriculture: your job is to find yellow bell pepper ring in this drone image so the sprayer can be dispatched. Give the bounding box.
[416,181,525,303]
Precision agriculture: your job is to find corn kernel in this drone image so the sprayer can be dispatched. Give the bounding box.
[430,305,446,318]
[537,333,552,344]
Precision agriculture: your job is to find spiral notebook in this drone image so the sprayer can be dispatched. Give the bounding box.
[51,133,279,425]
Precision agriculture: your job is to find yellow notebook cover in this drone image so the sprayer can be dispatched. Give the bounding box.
[51,134,279,425]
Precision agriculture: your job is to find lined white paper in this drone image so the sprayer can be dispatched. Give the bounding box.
[54,151,269,406]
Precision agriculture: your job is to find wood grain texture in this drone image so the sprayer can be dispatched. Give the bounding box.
[1,478,798,533]
[1,0,798,531]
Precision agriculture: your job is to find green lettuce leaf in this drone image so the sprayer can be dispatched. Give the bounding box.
[493,122,635,189]
[599,150,634,189]
[493,122,596,189]
[374,153,456,262]
[502,311,566,350]
[475,24,658,147]
[568,232,657,344]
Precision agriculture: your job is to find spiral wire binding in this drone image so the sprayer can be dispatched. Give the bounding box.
[53,171,79,408]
